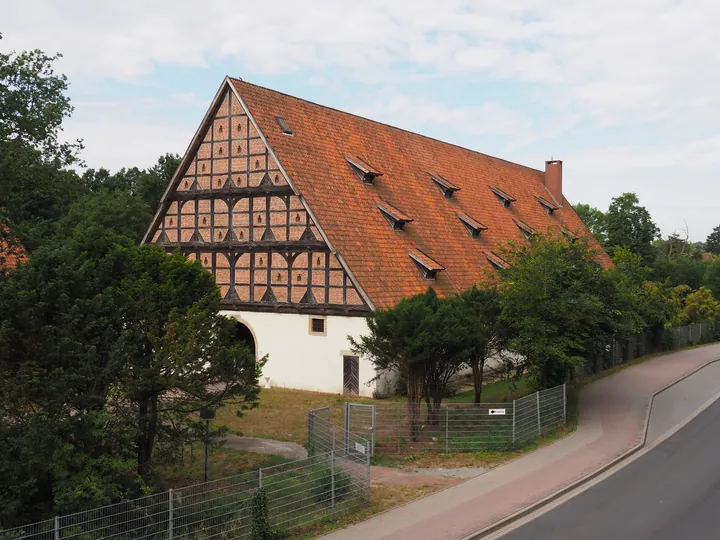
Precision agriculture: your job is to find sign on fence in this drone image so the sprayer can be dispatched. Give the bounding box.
[489,409,506,415]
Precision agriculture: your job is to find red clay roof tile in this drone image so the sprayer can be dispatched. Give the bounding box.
[231,78,611,309]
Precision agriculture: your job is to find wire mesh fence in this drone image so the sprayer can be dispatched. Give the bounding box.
[576,321,720,378]
[2,424,370,540]
[334,385,566,455]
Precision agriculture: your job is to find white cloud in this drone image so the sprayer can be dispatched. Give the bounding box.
[5,0,720,238]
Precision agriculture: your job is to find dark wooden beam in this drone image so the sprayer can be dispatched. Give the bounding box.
[169,185,294,201]
[220,301,369,317]
[164,240,329,253]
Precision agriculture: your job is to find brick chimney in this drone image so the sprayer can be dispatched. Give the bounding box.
[545,160,563,207]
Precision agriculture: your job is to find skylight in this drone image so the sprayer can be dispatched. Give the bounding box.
[408,248,445,280]
[457,212,487,237]
[377,200,413,231]
[490,186,516,208]
[430,173,460,198]
[275,116,293,135]
[345,155,383,184]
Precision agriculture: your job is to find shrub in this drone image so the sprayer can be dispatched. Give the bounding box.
[249,488,285,540]
[312,466,353,505]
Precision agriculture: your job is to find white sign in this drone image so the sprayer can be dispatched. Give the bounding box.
[355,442,367,454]
[489,409,506,416]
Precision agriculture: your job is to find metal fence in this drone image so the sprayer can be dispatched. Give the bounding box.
[2,428,370,540]
[319,385,566,456]
[576,321,720,378]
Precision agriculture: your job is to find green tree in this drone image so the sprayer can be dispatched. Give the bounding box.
[460,286,508,403]
[705,225,720,255]
[351,289,473,435]
[573,203,608,245]
[498,235,616,388]
[677,287,720,324]
[0,37,86,249]
[605,193,659,264]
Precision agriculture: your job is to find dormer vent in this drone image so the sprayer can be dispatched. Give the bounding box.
[457,212,487,237]
[430,173,460,198]
[560,227,578,243]
[490,186,516,208]
[484,251,508,271]
[275,116,293,135]
[514,219,537,240]
[536,196,558,216]
[345,155,383,184]
[408,248,445,280]
[377,200,413,231]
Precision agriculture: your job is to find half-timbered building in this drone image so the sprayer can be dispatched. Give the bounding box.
[143,77,608,396]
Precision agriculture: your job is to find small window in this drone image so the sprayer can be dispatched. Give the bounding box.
[275,116,293,136]
[309,317,326,336]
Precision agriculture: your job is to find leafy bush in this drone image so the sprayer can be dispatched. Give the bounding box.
[312,466,353,505]
[249,488,285,540]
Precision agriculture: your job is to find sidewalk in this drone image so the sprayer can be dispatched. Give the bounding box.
[320,343,720,540]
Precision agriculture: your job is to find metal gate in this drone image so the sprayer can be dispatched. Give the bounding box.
[344,402,376,456]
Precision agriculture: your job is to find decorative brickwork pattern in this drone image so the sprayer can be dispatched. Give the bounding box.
[148,88,367,315]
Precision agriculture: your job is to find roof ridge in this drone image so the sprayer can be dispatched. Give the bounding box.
[229,77,544,177]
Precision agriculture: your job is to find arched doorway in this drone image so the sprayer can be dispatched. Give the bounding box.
[234,321,256,357]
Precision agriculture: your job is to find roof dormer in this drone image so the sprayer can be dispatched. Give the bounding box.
[377,200,413,231]
[345,155,383,184]
[559,227,578,243]
[484,251,508,271]
[457,212,487,237]
[408,248,445,280]
[536,196,558,215]
[490,186,516,208]
[430,173,460,198]
[514,219,537,240]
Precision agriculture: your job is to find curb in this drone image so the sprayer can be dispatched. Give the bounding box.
[463,357,720,540]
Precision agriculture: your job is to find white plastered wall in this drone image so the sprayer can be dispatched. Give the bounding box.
[220,310,376,397]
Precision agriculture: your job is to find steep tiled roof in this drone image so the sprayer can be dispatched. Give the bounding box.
[230,78,611,309]
[0,225,25,271]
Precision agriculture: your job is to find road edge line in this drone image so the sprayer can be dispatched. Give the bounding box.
[462,357,720,540]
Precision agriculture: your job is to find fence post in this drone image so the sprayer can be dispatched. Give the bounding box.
[445,405,449,454]
[332,424,336,453]
[371,405,376,457]
[259,468,263,488]
[536,391,541,438]
[512,399,516,447]
[563,384,567,424]
[54,516,60,540]
[168,488,174,540]
[343,404,349,453]
[366,438,371,501]
[308,411,313,451]
[331,450,336,519]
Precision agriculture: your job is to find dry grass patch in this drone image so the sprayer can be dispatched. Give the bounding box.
[154,445,292,489]
[292,483,442,539]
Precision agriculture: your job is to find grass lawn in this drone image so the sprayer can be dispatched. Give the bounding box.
[216,375,534,446]
[155,445,293,489]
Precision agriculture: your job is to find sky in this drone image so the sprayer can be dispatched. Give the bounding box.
[4,0,720,241]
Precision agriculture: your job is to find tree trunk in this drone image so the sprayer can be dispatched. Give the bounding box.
[137,394,159,476]
[406,368,422,442]
[471,354,486,404]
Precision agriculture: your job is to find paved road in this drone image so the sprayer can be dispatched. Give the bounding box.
[501,397,720,540]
